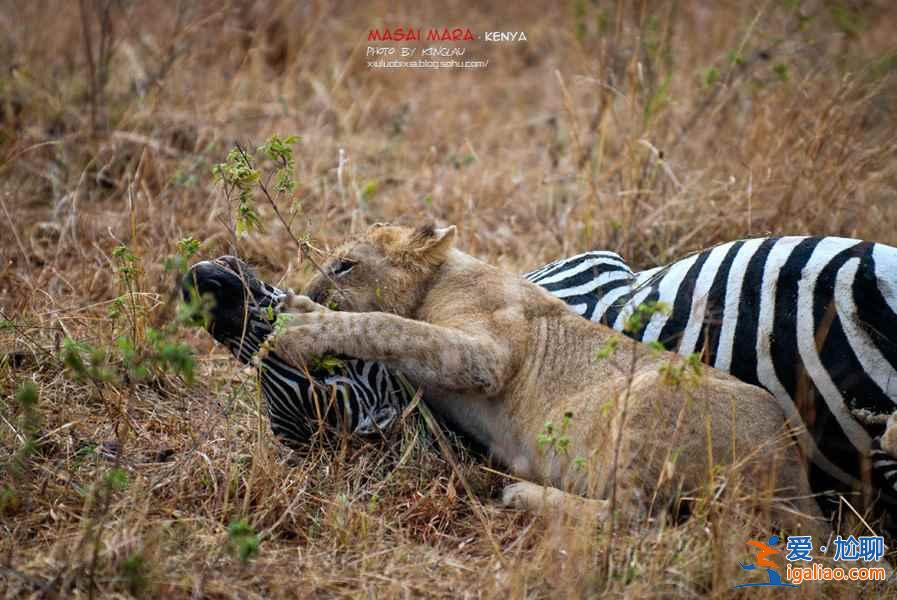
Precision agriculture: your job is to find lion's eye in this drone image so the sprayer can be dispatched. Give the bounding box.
[332,259,356,277]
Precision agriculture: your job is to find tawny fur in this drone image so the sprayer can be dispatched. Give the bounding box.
[882,414,897,458]
[271,224,827,535]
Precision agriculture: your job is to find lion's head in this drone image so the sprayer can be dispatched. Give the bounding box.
[304,223,457,316]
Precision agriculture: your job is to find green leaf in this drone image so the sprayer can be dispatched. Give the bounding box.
[236,199,263,237]
[275,167,296,194]
[120,552,149,595]
[643,74,672,125]
[0,485,20,515]
[176,236,201,259]
[773,63,789,82]
[727,49,745,67]
[830,4,864,37]
[596,337,619,360]
[259,134,299,166]
[105,467,129,491]
[14,380,38,409]
[272,312,294,336]
[311,354,345,374]
[227,519,260,563]
[62,338,89,376]
[361,180,378,201]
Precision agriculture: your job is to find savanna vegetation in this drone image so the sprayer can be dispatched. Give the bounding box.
[2,1,897,597]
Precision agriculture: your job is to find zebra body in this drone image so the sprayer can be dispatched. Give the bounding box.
[528,237,897,500]
[187,236,897,506]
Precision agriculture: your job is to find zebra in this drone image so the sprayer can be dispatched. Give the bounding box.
[185,256,407,442]
[530,237,897,511]
[184,236,897,514]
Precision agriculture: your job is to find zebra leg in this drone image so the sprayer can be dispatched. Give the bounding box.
[183,257,412,443]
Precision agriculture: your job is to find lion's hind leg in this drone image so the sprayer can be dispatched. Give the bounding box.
[502,481,610,523]
[878,412,897,459]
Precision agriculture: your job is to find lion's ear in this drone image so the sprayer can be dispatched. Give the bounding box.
[410,224,456,258]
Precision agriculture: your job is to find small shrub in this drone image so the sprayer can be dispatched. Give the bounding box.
[227,519,260,563]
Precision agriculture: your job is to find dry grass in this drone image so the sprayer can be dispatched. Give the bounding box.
[2,1,897,597]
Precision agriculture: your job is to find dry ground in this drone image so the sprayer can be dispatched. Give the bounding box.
[2,1,897,597]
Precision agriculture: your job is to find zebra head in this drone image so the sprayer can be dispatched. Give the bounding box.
[182,256,287,363]
[183,255,413,443]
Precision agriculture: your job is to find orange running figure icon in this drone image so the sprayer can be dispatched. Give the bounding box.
[734,535,799,588]
[746,539,781,569]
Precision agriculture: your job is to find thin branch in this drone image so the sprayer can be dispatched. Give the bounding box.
[233,144,345,298]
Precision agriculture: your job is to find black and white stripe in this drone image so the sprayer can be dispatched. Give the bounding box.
[255,353,405,442]
[527,237,897,507]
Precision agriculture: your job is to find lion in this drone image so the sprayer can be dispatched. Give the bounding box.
[267,223,828,535]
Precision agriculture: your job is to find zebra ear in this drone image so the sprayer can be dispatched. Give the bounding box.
[411,224,456,258]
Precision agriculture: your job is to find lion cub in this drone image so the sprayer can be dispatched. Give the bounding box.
[271,223,826,534]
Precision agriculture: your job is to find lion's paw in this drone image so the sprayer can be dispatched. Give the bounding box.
[284,294,329,314]
[502,481,546,510]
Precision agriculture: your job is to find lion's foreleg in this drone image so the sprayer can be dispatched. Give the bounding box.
[269,307,510,395]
